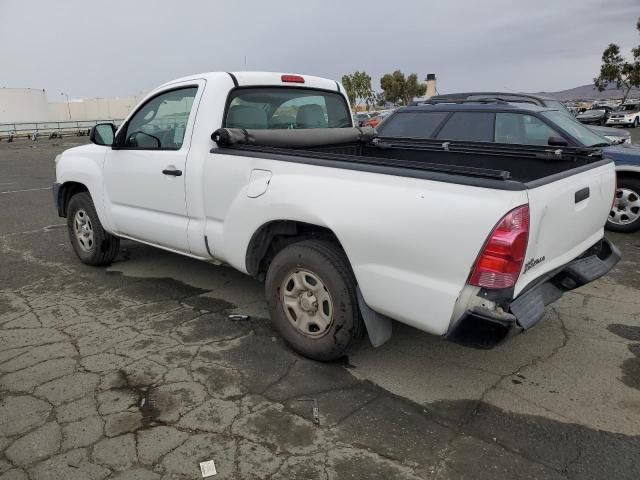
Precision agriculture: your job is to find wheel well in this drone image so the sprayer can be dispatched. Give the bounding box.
[245,220,342,278]
[58,182,88,217]
[616,172,640,191]
[616,171,640,183]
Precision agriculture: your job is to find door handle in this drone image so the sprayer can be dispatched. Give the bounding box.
[575,187,589,203]
[162,169,182,177]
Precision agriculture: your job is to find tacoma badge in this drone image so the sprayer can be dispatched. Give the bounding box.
[523,256,546,274]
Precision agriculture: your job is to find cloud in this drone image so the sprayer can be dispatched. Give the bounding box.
[0,0,637,98]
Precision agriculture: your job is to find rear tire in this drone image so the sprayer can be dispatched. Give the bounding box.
[265,240,363,361]
[67,192,120,265]
[606,177,640,233]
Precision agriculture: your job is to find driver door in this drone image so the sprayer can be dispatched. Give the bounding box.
[103,81,203,252]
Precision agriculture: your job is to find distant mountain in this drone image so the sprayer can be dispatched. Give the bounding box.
[534,84,640,101]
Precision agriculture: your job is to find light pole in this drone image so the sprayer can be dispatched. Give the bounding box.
[61,92,71,120]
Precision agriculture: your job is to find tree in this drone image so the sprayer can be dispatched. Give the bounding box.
[380,70,427,106]
[593,17,640,103]
[404,73,427,104]
[341,75,356,109]
[341,71,374,111]
[372,92,386,107]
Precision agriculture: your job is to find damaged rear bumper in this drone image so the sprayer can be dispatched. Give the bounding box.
[448,237,620,348]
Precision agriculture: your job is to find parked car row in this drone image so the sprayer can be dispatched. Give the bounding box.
[353,110,395,128]
[573,101,640,130]
[353,112,376,126]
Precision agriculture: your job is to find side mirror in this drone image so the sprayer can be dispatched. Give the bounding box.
[90,123,116,146]
[548,136,568,147]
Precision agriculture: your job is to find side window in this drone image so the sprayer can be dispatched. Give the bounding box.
[495,113,559,146]
[124,87,197,150]
[435,112,494,142]
[377,112,449,138]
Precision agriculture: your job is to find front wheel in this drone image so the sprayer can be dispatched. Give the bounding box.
[67,192,120,265]
[634,117,639,128]
[607,177,640,233]
[265,240,363,361]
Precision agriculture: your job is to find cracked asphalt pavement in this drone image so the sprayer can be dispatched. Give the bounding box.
[1,138,639,479]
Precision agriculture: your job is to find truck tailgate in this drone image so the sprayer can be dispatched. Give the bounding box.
[515,161,616,295]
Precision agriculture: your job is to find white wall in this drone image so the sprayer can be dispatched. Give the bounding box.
[47,102,69,121]
[47,96,144,122]
[0,88,48,123]
[0,87,146,124]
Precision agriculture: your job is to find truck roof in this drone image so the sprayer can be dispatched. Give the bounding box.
[157,71,343,93]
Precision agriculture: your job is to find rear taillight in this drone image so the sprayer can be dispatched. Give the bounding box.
[468,205,529,289]
[281,74,305,83]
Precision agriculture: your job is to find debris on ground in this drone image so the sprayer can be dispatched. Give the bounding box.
[200,459,217,477]
[295,398,320,426]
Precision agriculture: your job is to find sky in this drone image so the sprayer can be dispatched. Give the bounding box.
[0,0,638,100]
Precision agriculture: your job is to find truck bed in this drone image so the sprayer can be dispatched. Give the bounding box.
[211,127,611,188]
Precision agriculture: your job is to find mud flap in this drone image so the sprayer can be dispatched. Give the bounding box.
[356,287,392,347]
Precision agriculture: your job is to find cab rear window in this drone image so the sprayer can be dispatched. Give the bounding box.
[224,87,352,130]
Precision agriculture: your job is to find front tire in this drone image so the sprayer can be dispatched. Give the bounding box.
[265,240,363,361]
[67,192,120,265]
[607,177,640,233]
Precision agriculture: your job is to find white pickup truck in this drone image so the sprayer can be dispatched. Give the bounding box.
[53,71,620,360]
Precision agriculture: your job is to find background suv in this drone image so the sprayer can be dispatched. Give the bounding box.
[421,92,631,144]
[379,100,640,233]
[607,101,640,128]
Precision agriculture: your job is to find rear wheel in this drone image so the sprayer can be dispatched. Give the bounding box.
[607,177,640,233]
[265,240,362,361]
[67,192,120,265]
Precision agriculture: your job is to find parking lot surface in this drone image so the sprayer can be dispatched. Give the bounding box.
[1,138,639,479]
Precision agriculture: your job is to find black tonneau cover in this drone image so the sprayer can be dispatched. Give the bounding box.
[211,127,603,162]
[212,127,377,148]
[210,127,609,187]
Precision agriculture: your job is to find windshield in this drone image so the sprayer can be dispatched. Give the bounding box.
[620,104,640,112]
[542,110,609,147]
[581,109,604,114]
[544,100,571,115]
[224,87,352,129]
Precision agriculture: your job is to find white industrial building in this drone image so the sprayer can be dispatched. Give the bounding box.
[0,88,49,123]
[47,95,144,122]
[0,87,143,124]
